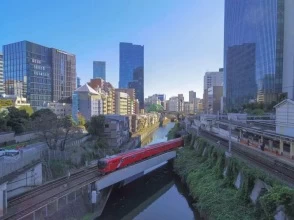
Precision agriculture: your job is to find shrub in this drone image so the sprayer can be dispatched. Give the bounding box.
[174,136,294,219]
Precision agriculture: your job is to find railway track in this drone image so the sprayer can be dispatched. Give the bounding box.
[199,130,294,186]
[8,166,97,207]
[2,166,101,220]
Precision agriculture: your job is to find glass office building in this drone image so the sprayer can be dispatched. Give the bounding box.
[224,0,286,110]
[77,77,81,88]
[3,41,76,108]
[119,42,144,109]
[0,53,4,95]
[93,61,106,80]
[119,42,144,88]
[51,48,76,102]
[128,67,144,109]
[3,41,52,107]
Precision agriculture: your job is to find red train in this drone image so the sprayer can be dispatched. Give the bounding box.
[97,137,184,173]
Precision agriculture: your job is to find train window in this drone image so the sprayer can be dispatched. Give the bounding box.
[105,124,109,128]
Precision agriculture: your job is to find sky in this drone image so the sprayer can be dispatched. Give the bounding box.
[0,0,224,100]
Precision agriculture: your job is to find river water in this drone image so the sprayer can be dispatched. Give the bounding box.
[98,122,200,220]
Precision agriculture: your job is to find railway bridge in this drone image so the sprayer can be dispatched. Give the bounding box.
[0,140,182,220]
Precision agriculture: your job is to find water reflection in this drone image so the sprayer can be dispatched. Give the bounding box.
[141,122,175,146]
[98,166,199,220]
[97,123,200,220]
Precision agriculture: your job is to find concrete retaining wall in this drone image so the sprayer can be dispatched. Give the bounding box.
[15,132,39,143]
[7,163,43,199]
[0,132,15,145]
[0,149,42,178]
[0,132,39,145]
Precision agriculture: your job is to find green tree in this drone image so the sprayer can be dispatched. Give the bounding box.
[0,100,13,108]
[252,108,264,115]
[59,115,75,151]
[77,114,86,126]
[87,115,105,136]
[32,110,76,151]
[18,106,34,116]
[147,104,164,113]
[31,108,56,120]
[32,109,59,150]
[6,107,30,134]
[0,108,10,132]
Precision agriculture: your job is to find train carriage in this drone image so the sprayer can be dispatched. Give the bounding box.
[97,138,184,174]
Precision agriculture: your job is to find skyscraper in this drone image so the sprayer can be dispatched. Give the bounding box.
[204,70,223,90]
[178,94,184,112]
[3,41,76,108]
[0,53,3,95]
[128,67,144,109]
[189,91,196,103]
[77,77,81,88]
[93,61,106,80]
[51,48,76,102]
[224,0,294,110]
[119,42,144,109]
[226,44,256,108]
[203,69,223,113]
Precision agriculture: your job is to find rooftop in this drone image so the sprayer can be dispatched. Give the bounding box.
[74,84,99,95]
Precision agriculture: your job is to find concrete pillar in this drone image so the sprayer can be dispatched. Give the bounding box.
[290,142,294,159]
[269,140,273,152]
[260,135,263,144]
[239,130,243,139]
[0,182,7,217]
[279,139,284,155]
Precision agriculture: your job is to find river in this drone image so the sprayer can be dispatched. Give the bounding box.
[97,122,200,220]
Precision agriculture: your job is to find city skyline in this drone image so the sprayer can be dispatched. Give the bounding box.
[0,0,224,100]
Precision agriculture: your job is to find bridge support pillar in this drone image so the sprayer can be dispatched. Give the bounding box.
[0,182,7,217]
[279,139,284,155]
[290,142,294,159]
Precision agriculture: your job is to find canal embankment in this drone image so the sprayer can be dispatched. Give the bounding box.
[171,126,294,220]
[121,119,170,151]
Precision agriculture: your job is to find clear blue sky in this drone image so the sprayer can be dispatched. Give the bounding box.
[0,0,224,100]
